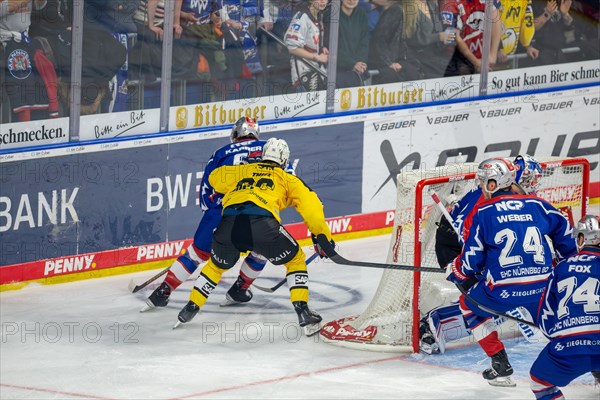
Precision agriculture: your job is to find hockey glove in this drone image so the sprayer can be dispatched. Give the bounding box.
[312,234,334,258]
[445,257,470,284]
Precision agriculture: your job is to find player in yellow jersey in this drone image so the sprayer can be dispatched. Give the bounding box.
[174,138,334,336]
[499,0,539,61]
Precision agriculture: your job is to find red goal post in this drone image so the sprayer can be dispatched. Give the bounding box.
[320,157,590,353]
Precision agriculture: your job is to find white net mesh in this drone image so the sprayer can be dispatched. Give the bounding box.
[320,158,588,352]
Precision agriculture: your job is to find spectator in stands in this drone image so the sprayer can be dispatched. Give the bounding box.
[130,0,187,83]
[497,0,539,66]
[370,0,454,83]
[359,0,382,40]
[406,0,457,79]
[368,0,419,84]
[262,0,300,94]
[284,0,328,91]
[524,0,598,66]
[326,0,369,88]
[442,0,502,76]
[220,0,264,76]
[133,0,184,41]
[1,0,59,122]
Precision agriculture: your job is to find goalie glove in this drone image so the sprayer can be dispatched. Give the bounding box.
[312,234,334,259]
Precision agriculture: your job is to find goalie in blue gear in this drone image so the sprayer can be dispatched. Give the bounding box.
[422,155,546,355]
[143,117,275,311]
[530,215,600,400]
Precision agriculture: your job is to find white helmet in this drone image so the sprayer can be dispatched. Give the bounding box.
[262,138,290,167]
[573,215,600,248]
[476,158,517,194]
[514,154,543,194]
[231,117,259,142]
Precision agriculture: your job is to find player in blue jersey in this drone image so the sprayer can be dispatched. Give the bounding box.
[530,214,600,399]
[421,155,545,355]
[446,157,577,386]
[143,117,273,311]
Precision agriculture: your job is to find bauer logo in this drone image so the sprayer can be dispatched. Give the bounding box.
[136,241,185,261]
[372,120,415,131]
[426,113,469,125]
[582,97,600,106]
[44,255,96,276]
[479,107,522,118]
[531,101,573,112]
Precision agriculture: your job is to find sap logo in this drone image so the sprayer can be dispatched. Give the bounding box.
[295,274,309,285]
[583,97,600,106]
[372,121,415,131]
[479,107,521,118]
[495,200,524,211]
[44,255,95,276]
[568,265,592,273]
[426,114,469,125]
[531,101,573,112]
[567,254,595,262]
[137,242,185,261]
[201,282,215,294]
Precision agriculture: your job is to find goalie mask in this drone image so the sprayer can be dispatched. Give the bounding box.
[262,138,290,167]
[573,215,600,249]
[476,158,517,194]
[514,154,542,194]
[231,117,260,142]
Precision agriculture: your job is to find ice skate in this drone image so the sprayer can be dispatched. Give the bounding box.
[140,282,171,312]
[418,318,440,355]
[483,349,516,387]
[173,300,200,329]
[293,301,322,336]
[220,276,253,306]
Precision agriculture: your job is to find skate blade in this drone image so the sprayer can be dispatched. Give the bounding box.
[220,294,243,307]
[220,297,242,307]
[173,320,183,330]
[487,377,516,387]
[303,322,322,337]
[139,302,154,313]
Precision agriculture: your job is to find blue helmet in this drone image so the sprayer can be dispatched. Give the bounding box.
[514,154,542,194]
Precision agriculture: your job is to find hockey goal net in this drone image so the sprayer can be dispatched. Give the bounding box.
[320,157,590,352]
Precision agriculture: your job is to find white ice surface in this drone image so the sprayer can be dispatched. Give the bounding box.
[1,235,598,399]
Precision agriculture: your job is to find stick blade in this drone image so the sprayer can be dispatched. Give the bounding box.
[128,279,142,293]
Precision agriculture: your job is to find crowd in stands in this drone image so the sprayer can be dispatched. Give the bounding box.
[1,0,598,123]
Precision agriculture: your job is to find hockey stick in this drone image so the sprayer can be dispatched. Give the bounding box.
[430,190,538,329]
[258,27,327,78]
[128,267,169,294]
[253,252,320,293]
[315,234,446,273]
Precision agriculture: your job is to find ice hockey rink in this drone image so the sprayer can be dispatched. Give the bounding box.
[1,235,598,400]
